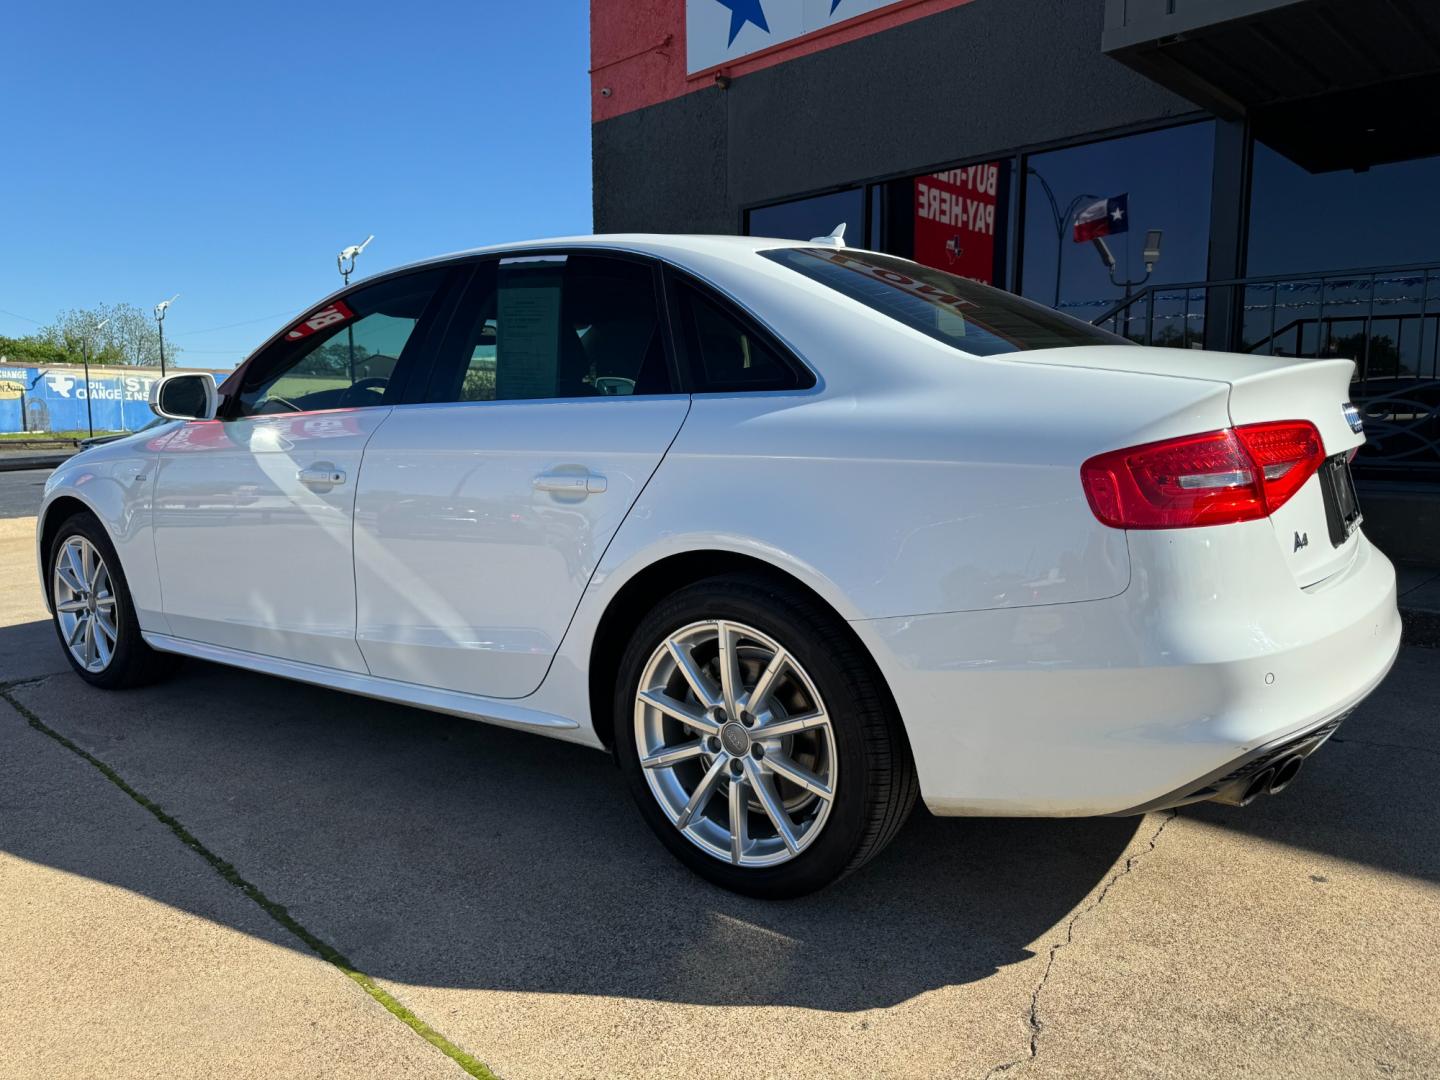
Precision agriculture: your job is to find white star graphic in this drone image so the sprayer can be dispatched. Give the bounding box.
[1111,206,1125,222]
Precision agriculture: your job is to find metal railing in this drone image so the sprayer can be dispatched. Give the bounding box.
[1090,263,1440,481]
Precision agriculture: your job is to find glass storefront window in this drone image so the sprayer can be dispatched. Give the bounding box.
[747,188,866,245]
[1248,145,1440,277]
[1021,122,1215,340]
[1246,147,1440,395]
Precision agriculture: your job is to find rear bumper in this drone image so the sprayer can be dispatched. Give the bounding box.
[1107,698,1357,816]
[852,524,1401,817]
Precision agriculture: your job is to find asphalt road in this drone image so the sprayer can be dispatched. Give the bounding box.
[1,503,1438,1078]
[0,468,49,520]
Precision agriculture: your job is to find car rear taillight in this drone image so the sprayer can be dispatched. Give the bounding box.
[1081,421,1326,529]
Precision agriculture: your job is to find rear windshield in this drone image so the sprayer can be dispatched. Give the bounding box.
[761,247,1131,357]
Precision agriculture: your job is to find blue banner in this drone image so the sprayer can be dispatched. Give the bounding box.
[0,365,172,434]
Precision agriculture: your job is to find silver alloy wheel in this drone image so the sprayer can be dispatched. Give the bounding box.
[53,536,118,674]
[634,620,837,867]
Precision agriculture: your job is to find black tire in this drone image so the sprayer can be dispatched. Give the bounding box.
[47,511,178,690]
[614,573,918,898]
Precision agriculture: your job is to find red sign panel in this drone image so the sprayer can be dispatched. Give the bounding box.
[913,163,1002,284]
[285,300,355,341]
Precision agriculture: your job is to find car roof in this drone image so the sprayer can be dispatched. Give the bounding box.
[385,233,815,275]
[220,235,823,392]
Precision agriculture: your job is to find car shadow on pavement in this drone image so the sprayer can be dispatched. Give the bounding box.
[2,630,1142,1012]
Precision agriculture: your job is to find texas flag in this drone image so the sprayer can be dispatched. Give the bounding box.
[1072,195,1129,242]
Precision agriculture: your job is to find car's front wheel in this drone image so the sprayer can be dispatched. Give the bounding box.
[614,574,917,898]
[48,511,177,689]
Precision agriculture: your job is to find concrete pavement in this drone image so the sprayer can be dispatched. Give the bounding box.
[2,491,1439,1077]
[0,706,468,1079]
[0,516,66,684]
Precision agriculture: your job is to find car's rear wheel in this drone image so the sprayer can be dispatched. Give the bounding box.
[48,512,177,689]
[614,574,917,898]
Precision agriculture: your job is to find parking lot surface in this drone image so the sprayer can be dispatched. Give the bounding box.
[0,468,50,522]
[2,470,1438,1078]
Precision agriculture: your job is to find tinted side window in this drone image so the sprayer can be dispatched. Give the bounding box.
[673,280,807,392]
[235,270,447,417]
[429,254,672,403]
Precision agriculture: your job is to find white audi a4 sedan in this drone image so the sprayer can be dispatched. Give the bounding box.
[37,234,1400,897]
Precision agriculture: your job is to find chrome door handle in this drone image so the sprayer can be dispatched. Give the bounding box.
[534,471,607,495]
[297,466,346,487]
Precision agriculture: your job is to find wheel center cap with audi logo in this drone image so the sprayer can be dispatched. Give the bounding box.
[720,721,751,756]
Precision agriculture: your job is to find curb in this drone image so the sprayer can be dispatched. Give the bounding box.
[0,455,71,473]
[0,439,79,451]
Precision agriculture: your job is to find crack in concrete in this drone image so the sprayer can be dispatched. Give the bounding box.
[0,686,498,1080]
[982,810,1178,1080]
[0,674,55,693]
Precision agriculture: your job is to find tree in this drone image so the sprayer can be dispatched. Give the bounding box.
[1329,331,1401,378]
[0,335,65,364]
[36,302,180,366]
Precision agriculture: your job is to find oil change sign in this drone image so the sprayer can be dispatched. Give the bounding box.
[0,366,195,434]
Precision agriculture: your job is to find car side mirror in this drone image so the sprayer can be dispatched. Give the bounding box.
[149,372,218,421]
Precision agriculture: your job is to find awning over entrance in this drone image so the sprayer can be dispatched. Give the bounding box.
[1102,0,1440,172]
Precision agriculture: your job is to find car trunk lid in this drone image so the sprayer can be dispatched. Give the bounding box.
[1011,347,1365,587]
[1225,355,1364,587]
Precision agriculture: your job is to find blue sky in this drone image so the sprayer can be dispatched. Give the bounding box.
[0,0,591,368]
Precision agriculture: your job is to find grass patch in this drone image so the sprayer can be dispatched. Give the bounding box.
[0,430,103,442]
[0,682,500,1080]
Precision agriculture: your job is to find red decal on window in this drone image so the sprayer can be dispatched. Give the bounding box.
[285,300,355,341]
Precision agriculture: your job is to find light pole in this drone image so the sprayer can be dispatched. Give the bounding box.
[336,236,372,382]
[1091,230,1164,340]
[154,295,178,377]
[337,235,373,286]
[82,317,110,439]
[1027,167,1098,310]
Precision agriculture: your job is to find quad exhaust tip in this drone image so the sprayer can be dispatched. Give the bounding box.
[1211,753,1308,806]
[1239,767,1276,806]
[1267,754,1304,795]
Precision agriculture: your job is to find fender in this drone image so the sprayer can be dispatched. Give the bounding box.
[36,428,179,630]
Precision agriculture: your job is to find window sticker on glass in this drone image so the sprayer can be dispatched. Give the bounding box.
[935,308,968,339]
[286,300,356,341]
[496,259,565,400]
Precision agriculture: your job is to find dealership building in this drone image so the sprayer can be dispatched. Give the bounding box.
[591,0,1440,559]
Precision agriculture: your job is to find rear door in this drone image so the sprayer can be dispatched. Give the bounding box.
[152,268,453,669]
[352,252,690,698]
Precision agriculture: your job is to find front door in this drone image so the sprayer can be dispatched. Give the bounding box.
[152,268,452,669]
[352,252,690,698]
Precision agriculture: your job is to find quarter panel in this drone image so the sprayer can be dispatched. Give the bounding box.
[603,369,1227,621]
